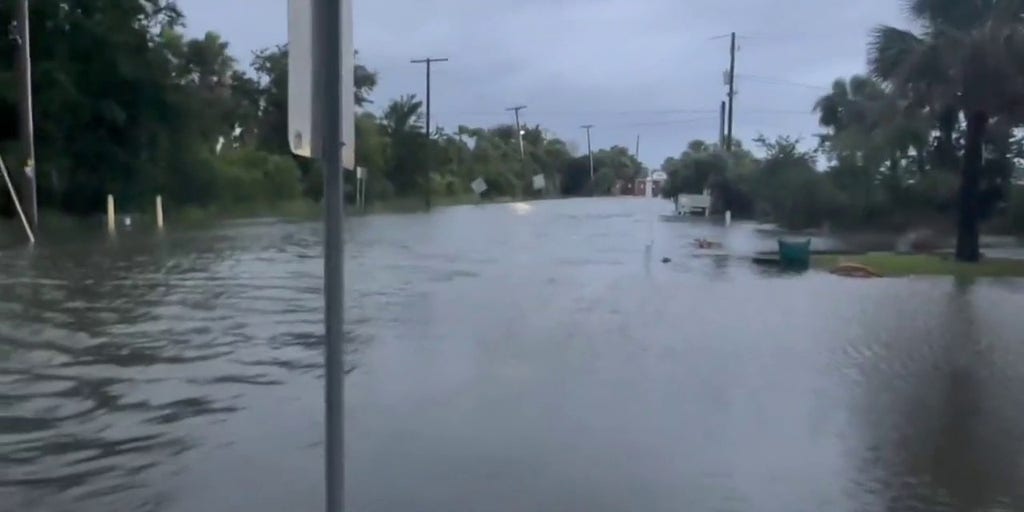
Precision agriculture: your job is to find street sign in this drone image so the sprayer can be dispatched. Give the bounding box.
[288,0,355,169]
[471,177,487,195]
[532,174,545,191]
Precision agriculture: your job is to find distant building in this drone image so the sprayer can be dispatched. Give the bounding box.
[635,171,667,197]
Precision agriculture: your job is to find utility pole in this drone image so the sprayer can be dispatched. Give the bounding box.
[410,57,448,209]
[726,31,736,152]
[635,134,643,195]
[719,100,727,148]
[506,105,527,160]
[15,0,37,231]
[581,124,595,190]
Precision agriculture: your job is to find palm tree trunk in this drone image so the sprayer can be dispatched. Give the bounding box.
[956,111,987,263]
[938,106,958,170]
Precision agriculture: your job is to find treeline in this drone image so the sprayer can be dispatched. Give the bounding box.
[661,0,1024,261]
[0,1,645,218]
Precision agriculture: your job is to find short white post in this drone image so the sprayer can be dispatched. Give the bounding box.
[155,195,164,229]
[725,210,732,227]
[0,154,35,244]
[106,194,116,234]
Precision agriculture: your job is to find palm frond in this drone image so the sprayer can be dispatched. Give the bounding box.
[907,0,999,31]
[868,25,925,82]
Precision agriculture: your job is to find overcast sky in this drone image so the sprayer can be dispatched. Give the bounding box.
[176,0,908,167]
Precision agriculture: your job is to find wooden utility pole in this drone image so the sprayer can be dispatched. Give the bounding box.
[15,0,37,230]
[581,124,595,183]
[506,105,527,160]
[726,32,736,152]
[411,57,448,210]
[719,100,727,148]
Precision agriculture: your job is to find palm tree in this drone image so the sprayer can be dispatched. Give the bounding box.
[381,95,423,135]
[381,95,426,194]
[353,50,377,107]
[815,75,930,218]
[868,0,1024,261]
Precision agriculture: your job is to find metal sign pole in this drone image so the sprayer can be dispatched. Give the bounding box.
[313,0,345,510]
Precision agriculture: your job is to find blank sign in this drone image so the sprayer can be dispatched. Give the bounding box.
[287,0,355,169]
[532,174,545,191]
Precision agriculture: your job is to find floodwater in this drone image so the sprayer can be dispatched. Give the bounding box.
[3,197,1024,512]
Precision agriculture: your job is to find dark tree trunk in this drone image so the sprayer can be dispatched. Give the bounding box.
[937,106,959,170]
[956,111,987,263]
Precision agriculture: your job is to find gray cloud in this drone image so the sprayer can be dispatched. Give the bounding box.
[177,0,907,166]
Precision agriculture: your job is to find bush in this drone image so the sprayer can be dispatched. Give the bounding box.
[479,169,519,198]
[431,174,464,197]
[215,149,303,205]
[366,171,395,202]
[592,168,616,195]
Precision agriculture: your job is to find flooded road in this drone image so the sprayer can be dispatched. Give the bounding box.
[3,197,1024,512]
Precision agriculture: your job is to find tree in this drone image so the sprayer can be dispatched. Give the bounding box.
[381,95,427,195]
[815,75,931,222]
[868,0,1024,261]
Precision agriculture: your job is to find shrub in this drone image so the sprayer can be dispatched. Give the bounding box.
[215,149,303,205]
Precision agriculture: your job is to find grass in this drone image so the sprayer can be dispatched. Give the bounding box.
[812,252,1024,278]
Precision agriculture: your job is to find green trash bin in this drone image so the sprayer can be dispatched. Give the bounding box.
[778,238,811,269]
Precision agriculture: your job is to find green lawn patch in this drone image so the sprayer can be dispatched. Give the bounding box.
[812,252,1024,278]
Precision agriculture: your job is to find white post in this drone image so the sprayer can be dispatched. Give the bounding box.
[155,195,164,229]
[107,195,116,234]
[725,210,732,227]
[0,154,35,244]
[356,167,366,210]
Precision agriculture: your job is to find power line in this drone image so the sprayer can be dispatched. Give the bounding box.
[429,107,812,117]
[619,116,721,127]
[737,74,830,91]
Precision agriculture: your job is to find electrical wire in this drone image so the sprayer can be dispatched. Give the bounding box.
[736,74,830,91]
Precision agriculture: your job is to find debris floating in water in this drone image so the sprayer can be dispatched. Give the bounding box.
[693,238,722,249]
[830,263,882,278]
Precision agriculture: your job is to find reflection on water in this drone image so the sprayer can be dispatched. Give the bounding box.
[2,198,1024,512]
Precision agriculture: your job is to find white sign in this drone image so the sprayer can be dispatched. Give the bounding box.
[470,178,487,195]
[340,0,354,169]
[532,174,545,191]
[287,0,355,169]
